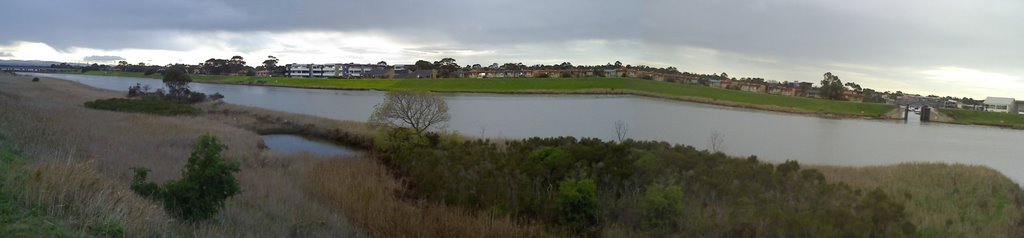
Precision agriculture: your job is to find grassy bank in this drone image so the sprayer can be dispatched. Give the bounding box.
[0,137,103,237]
[74,71,896,118]
[937,108,1024,128]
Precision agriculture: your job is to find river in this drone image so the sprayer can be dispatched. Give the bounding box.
[26,73,1024,182]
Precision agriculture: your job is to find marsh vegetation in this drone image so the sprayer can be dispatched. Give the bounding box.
[2,74,1022,237]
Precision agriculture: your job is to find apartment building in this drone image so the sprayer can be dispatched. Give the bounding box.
[286,63,388,78]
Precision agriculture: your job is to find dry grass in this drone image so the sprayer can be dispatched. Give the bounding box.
[1,76,169,236]
[0,74,365,237]
[1,73,552,237]
[813,163,1024,237]
[305,157,560,238]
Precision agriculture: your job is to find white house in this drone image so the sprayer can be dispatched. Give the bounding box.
[983,97,1016,113]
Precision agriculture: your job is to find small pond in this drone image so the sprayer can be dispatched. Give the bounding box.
[261,134,362,157]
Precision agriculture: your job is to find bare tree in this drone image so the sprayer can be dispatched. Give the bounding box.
[614,120,629,142]
[709,131,725,152]
[369,91,450,133]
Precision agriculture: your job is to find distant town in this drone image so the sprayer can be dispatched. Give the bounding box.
[2,55,1021,115]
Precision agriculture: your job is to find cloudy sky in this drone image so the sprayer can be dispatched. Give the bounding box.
[1,0,1022,99]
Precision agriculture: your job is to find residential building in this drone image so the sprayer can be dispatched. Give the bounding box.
[286,63,389,78]
[255,69,271,77]
[983,97,1016,113]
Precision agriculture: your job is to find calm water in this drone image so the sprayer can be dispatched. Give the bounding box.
[27,73,1024,182]
[261,134,361,157]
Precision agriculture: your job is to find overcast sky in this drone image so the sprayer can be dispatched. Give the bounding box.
[1,0,1022,99]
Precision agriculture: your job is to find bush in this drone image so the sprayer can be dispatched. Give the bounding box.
[378,134,920,236]
[639,184,684,232]
[31,77,39,82]
[556,178,600,235]
[129,134,240,222]
[84,97,200,116]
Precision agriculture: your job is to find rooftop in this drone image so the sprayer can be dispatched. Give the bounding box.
[984,97,1015,105]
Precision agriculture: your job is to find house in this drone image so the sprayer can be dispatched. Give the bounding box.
[395,69,436,79]
[739,82,765,93]
[983,97,1016,113]
[255,69,271,77]
[843,91,864,102]
[943,100,958,108]
[706,79,722,88]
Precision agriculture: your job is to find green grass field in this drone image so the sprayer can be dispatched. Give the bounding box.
[938,108,1024,128]
[75,71,896,117]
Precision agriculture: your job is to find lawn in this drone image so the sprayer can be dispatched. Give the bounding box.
[938,108,1024,128]
[74,71,896,117]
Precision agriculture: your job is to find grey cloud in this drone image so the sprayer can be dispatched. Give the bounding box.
[0,52,12,57]
[2,0,1022,79]
[83,55,126,62]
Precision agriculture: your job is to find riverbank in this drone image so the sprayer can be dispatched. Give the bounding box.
[71,71,899,119]
[936,108,1024,129]
[5,73,1022,236]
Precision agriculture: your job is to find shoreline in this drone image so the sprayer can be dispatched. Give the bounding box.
[48,72,903,121]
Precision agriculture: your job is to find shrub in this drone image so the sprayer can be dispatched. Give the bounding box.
[129,134,241,222]
[639,184,684,232]
[378,134,920,236]
[556,178,600,234]
[84,97,200,116]
[31,77,39,82]
[129,167,161,199]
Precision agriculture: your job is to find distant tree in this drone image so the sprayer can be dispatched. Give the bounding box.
[819,72,846,100]
[262,55,278,69]
[434,58,460,77]
[369,91,451,134]
[614,61,623,67]
[377,61,387,66]
[162,69,192,99]
[229,55,245,65]
[226,56,247,74]
[709,131,725,152]
[614,120,628,142]
[414,60,434,71]
[845,81,863,92]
